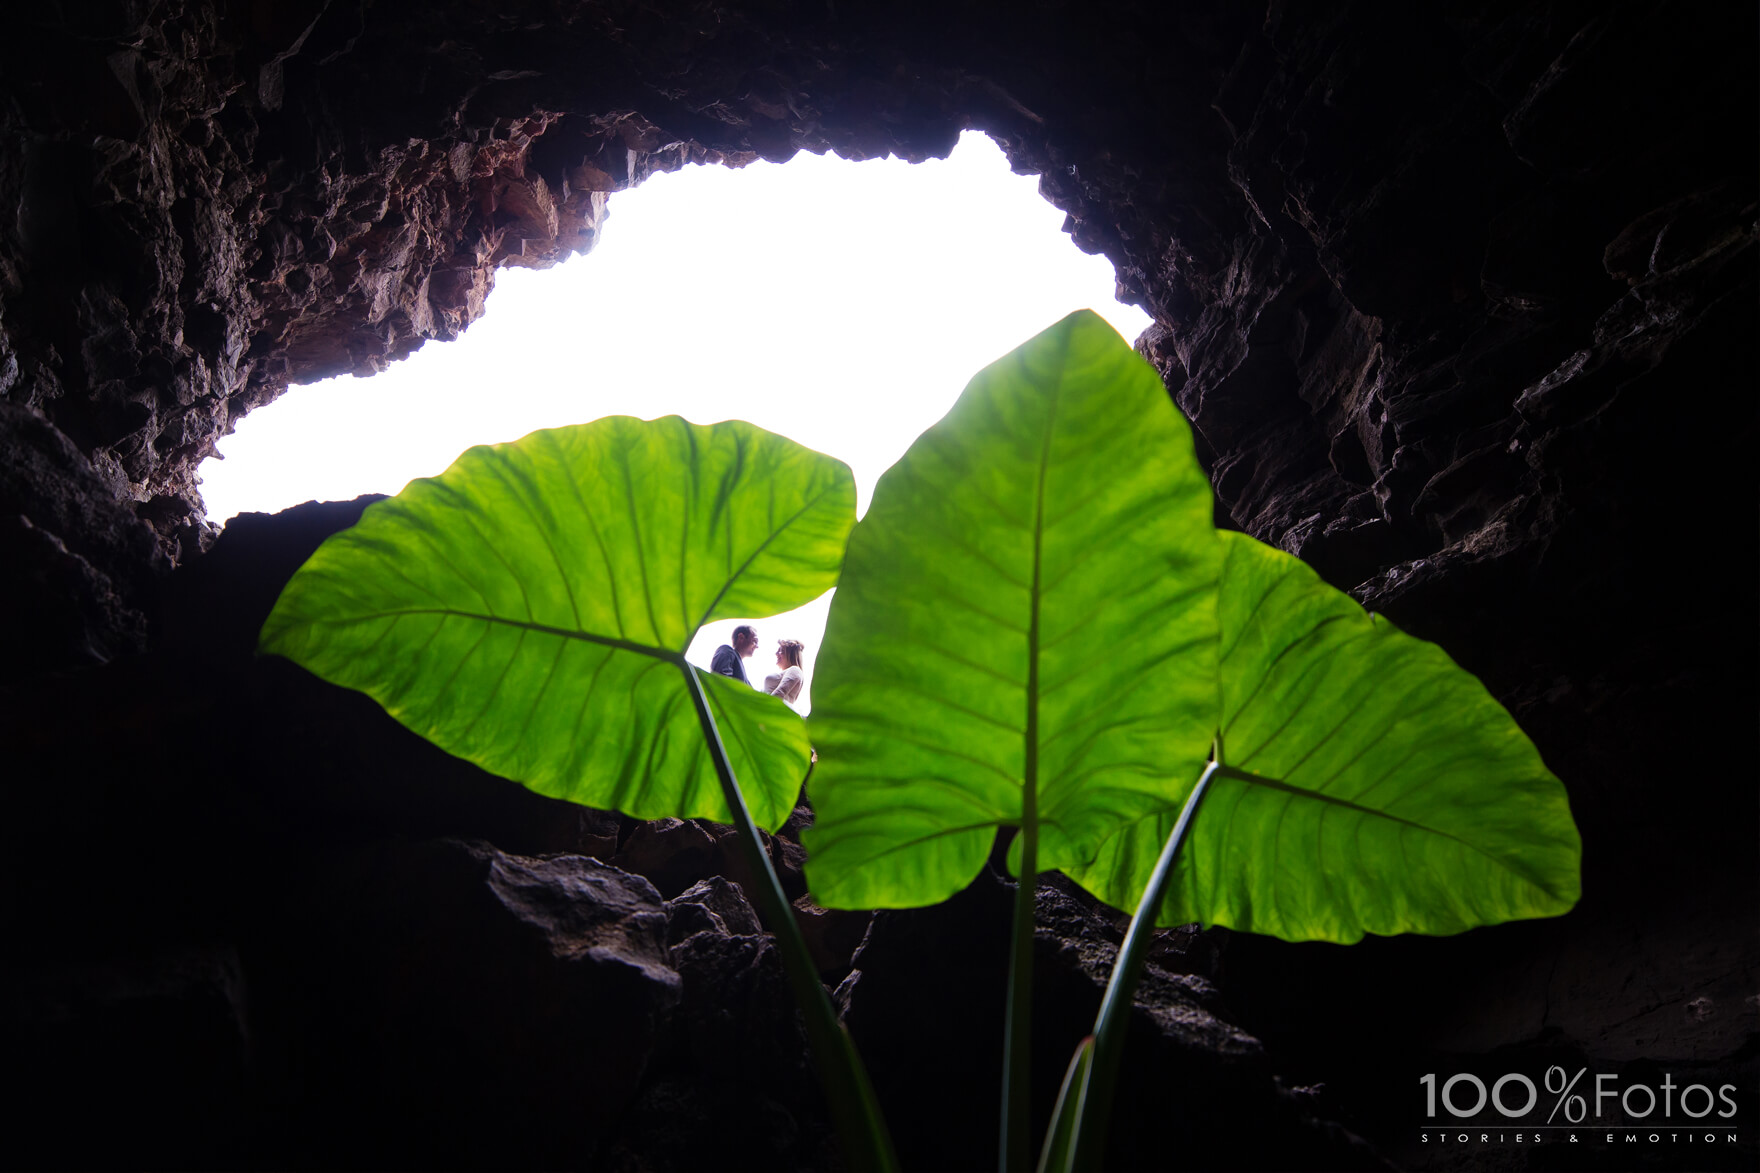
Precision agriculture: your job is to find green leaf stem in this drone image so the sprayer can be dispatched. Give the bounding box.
[1037,1036,1095,1173]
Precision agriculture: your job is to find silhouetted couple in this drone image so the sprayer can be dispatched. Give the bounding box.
[710,624,804,709]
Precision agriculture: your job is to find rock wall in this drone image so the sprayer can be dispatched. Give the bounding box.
[1,1,1753,1168]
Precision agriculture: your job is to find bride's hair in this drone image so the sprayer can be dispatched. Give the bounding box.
[777,639,805,668]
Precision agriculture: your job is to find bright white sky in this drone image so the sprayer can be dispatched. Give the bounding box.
[200,131,1152,712]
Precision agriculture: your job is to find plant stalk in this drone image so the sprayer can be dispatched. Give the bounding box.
[1001,821,1039,1173]
[1036,1035,1094,1173]
[683,664,899,1173]
[1065,758,1220,1173]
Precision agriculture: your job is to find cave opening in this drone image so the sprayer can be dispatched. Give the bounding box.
[198,130,1150,709]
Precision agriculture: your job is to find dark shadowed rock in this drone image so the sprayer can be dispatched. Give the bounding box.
[614,872,840,1172]
[1,945,249,1169]
[616,817,726,900]
[0,401,169,675]
[668,874,765,943]
[792,894,875,980]
[617,816,811,908]
[254,838,679,1169]
[841,863,1379,1170]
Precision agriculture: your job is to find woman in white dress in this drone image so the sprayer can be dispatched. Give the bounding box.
[763,639,806,709]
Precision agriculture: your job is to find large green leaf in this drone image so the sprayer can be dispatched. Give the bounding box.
[803,310,1222,908]
[259,415,855,832]
[1068,529,1581,942]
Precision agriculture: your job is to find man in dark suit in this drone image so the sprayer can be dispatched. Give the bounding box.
[710,624,758,684]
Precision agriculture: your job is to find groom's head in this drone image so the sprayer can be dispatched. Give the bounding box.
[732,625,758,657]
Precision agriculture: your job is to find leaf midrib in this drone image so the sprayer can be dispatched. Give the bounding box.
[315,473,843,663]
[301,606,685,664]
[1023,337,1069,849]
[1213,763,1570,899]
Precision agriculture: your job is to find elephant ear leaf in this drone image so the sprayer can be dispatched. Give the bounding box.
[803,309,1222,910]
[1068,529,1582,943]
[258,415,856,832]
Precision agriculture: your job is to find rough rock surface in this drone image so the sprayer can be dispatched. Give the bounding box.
[2,1,1755,1169]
